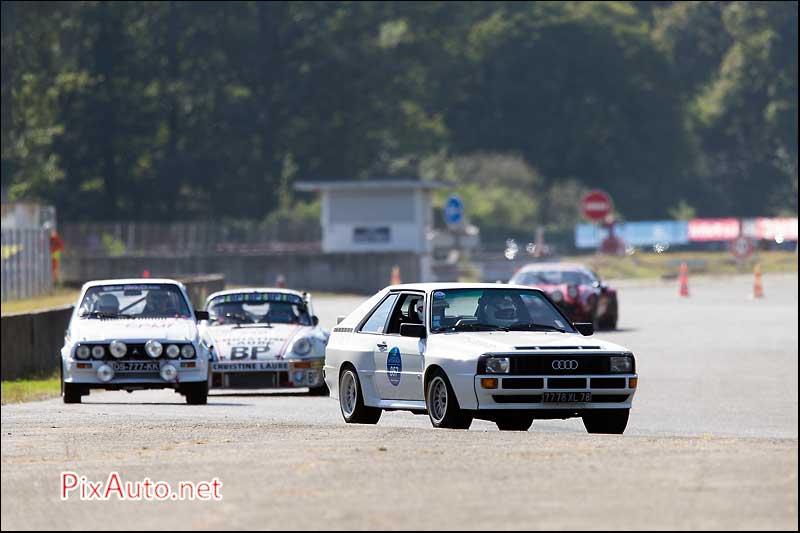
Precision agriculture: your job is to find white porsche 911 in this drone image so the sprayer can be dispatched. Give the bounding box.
[60,279,211,404]
[324,283,638,433]
[200,288,329,394]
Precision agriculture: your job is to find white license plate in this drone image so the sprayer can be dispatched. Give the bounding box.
[543,392,592,403]
[111,361,160,372]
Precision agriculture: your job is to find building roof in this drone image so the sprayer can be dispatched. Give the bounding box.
[295,180,447,192]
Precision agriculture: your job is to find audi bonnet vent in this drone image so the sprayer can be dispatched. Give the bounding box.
[515,345,601,350]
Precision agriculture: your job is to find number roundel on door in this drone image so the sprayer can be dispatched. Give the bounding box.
[387,347,402,386]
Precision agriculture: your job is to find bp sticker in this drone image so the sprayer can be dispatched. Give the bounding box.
[387,347,402,386]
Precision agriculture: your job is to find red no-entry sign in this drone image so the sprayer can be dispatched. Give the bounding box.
[581,190,613,222]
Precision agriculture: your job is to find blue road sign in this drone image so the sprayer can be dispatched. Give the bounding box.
[444,195,464,226]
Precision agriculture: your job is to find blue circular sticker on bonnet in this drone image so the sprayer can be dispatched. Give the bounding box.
[387,347,402,386]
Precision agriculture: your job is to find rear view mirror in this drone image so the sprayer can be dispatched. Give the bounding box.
[312,315,319,326]
[195,310,210,321]
[573,322,593,336]
[400,323,427,339]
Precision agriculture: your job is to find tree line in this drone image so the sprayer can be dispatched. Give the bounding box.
[2,1,797,234]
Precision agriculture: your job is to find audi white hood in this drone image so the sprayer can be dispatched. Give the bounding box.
[427,331,628,358]
[70,317,198,343]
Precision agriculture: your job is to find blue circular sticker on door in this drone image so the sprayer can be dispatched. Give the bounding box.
[387,347,402,386]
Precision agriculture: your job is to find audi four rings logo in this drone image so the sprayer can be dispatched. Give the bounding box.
[552,359,579,370]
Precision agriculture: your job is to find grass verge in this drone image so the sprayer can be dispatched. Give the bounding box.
[1,288,78,315]
[1,374,61,405]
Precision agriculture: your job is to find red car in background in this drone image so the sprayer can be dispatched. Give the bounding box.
[509,263,618,330]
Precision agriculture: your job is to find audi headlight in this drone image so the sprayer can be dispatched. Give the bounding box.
[180,344,196,359]
[145,340,163,359]
[609,355,633,373]
[485,356,510,374]
[91,345,105,360]
[292,337,312,356]
[550,290,563,303]
[165,344,180,359]
[75,345,91,359]
[109,340,127,359]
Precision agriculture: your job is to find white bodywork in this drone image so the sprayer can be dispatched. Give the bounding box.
[61,279,210,391]
[200,288,329,389]
[324,283,637,416]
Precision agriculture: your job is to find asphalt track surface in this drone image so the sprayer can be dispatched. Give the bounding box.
[1,273,797,530]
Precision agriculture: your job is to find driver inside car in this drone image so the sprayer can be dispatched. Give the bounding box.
[477,292,519,327]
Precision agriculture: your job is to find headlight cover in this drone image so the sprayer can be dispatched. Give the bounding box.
[145,340,163,359]
[485,356,510,374]
[109,340,127,359]
[609,355,633,373]
[165,344,180,359]
[292,337,312,356]
[180,344,196,359]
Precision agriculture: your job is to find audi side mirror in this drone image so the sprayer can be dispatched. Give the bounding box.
[195,310,210,321]
[573,322,593,336]
[400,323,427,339]
[312,315,319,326]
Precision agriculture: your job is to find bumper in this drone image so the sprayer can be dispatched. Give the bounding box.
[474,374,637,411]
[211,358,324,389]
[63,358,208,387]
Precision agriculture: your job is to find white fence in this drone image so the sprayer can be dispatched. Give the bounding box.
[1,228,52,302]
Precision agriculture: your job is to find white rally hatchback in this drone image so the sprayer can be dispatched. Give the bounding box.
[61,279,211,404]
[324,283,638,433]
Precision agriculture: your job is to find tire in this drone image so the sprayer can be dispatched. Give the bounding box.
[495,415,534,431]
[339,366,381,424]
[582,409,629,434]
[425,369,472,429]
[62,383,82,404]
[184,382,209,405]
[308,382,330,396]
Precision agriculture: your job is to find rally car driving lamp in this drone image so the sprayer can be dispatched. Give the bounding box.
[485,356,510,374]
[165,344,180,359]
[180,344,195,359]
[160,364,178,382]
[75,345,91,359]
[109,340,127,358]
[609,356,633,373]
[97,364,114,383]
[145,340,163,358]
[91,345,105,359]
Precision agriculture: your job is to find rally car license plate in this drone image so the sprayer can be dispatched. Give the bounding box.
[111,361,160,372]
[543,392,592,403]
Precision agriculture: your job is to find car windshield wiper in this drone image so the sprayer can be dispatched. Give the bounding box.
[80,311,121,319]
[508,322,566,333]
[436,323,509,333]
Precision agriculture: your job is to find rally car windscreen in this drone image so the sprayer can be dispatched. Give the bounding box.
[430,288,574,333]
[79,284,191,318]
[207,293,312,326]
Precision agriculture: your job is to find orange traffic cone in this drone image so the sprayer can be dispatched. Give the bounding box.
[753,264,764,298]
[679,262,689,297]
[142,269,151,278]
[390,265,402,285]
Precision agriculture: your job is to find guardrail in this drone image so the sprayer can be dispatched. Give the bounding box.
[0,275,226,382]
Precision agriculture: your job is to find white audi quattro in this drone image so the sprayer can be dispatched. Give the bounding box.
[200,288,329,394]
[325,283,638,433]
[60,279,212,405]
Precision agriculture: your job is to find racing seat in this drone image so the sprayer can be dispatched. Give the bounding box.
[94,294,120,314]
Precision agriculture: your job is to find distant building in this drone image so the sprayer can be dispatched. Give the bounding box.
[295,180,447,281]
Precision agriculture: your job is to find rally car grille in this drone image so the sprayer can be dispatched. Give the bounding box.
[507,355,629,375]
[76,343,193,360]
